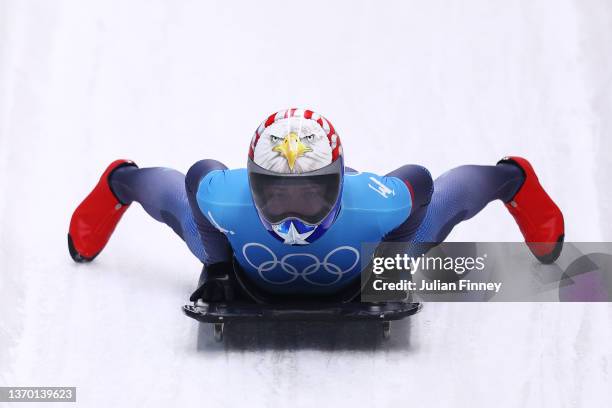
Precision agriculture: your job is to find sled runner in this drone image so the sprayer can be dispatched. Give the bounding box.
[183,300,421,342]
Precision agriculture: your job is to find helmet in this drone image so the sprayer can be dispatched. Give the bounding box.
[247,108,344,245]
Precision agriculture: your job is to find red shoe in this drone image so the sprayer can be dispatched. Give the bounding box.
[498,156,564,264]
[68,159,137,262]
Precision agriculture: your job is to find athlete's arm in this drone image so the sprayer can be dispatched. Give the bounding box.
[383,165,433,242]
[185,159,233,264]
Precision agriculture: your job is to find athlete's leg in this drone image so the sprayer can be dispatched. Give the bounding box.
[110,163,232,264]
[413,163,524,245]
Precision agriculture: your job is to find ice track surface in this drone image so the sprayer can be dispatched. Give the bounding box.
[1,1,612,406]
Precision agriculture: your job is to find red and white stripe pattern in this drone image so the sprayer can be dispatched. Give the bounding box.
[249,108,342,162]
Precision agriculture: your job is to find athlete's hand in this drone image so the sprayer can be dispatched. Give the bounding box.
[190,262,236,302]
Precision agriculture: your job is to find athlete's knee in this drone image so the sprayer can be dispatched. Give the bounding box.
[185,159,228,195]
[388,165,433,209]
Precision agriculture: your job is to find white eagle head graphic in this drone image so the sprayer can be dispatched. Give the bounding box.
[253,117,332,173]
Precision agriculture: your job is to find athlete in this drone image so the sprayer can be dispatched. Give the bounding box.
[67,108,564,301]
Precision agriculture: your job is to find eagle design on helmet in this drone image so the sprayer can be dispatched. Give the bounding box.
[249,108,342,173]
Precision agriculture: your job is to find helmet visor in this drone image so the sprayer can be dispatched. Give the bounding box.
[248,167,341,225]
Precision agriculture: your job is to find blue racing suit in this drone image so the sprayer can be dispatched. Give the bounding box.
[195,169,411,294]
[109,161,523,295]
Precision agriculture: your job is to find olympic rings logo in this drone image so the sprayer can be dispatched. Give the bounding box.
[241,243,360,286]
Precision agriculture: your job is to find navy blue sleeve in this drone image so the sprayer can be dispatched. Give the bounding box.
[383,165,433,242]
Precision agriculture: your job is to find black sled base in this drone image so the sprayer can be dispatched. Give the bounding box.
[184,261,421,341]
[182,300,421,323]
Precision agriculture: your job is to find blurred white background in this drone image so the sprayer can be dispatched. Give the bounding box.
[1,1,611,407]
